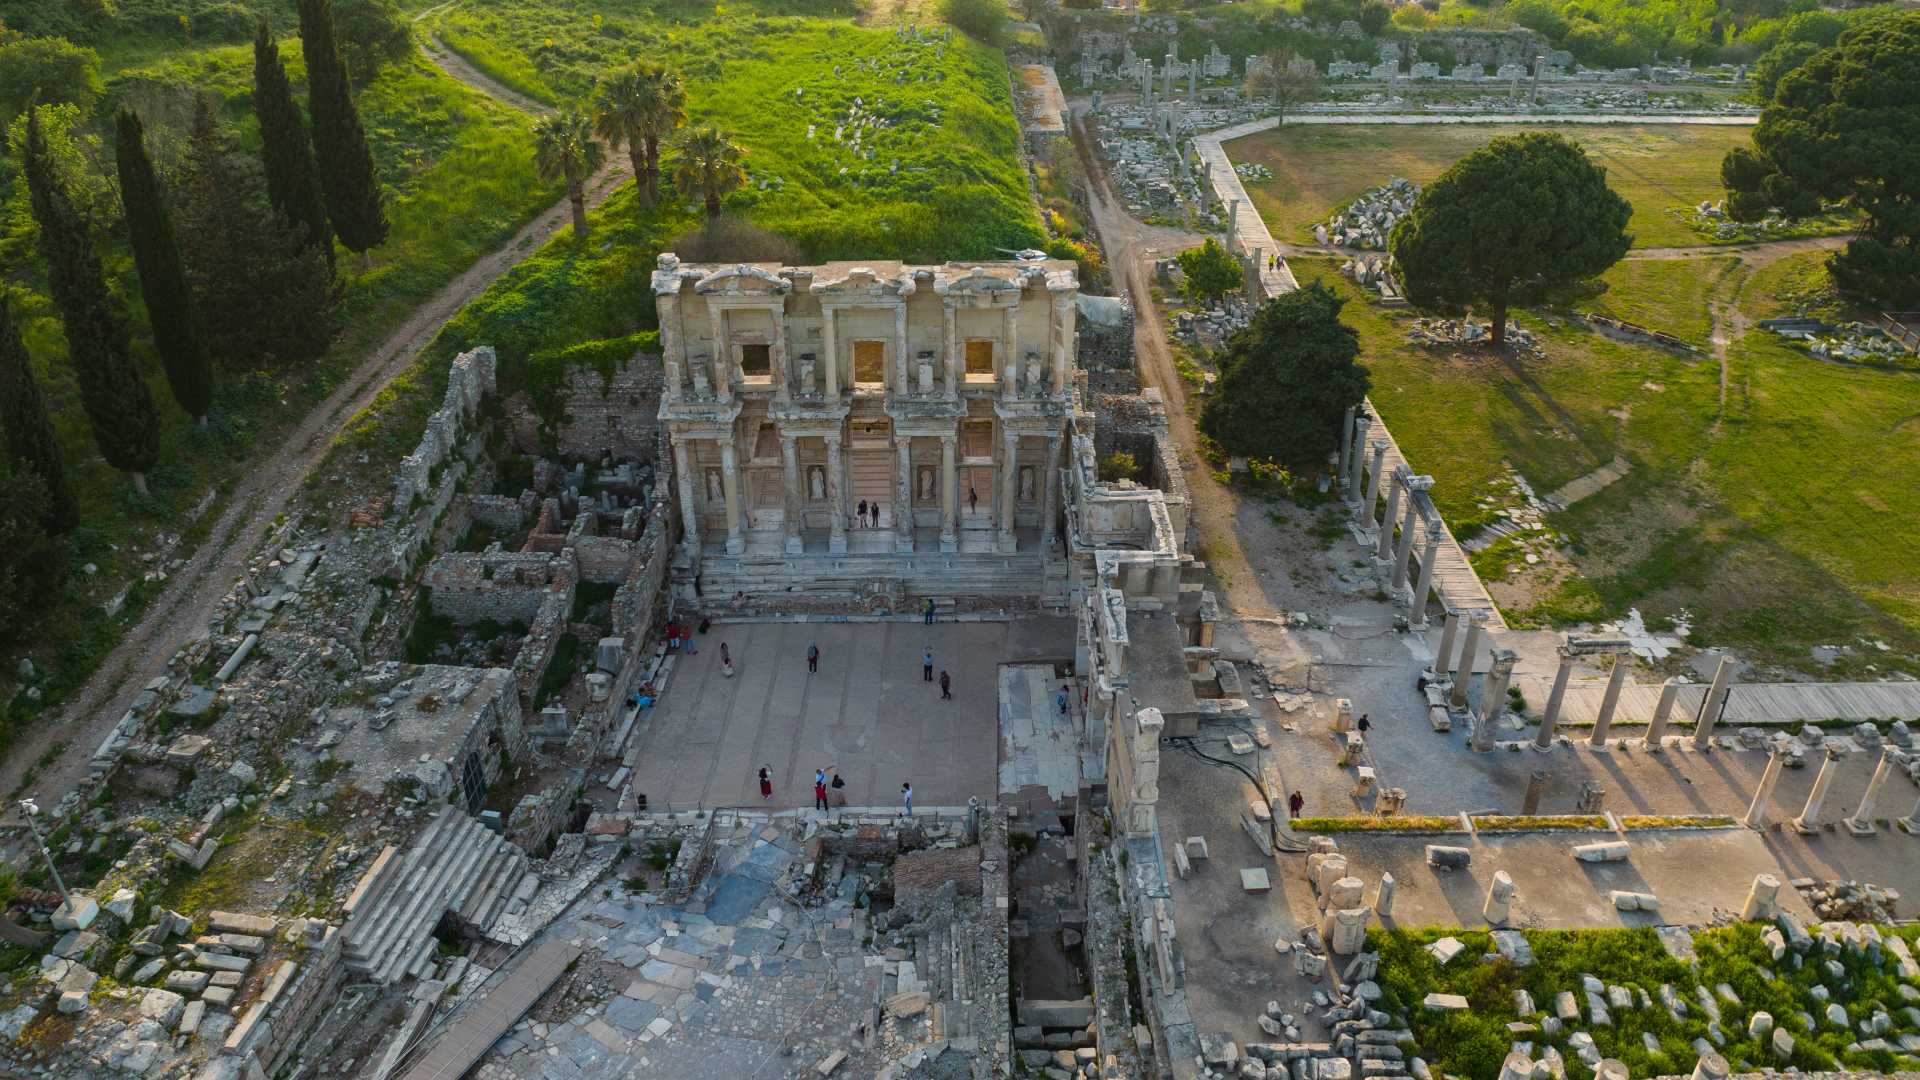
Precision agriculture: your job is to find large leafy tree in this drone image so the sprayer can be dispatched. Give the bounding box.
[1178,238,1244,304]
[1199,282,1370,470]
[0,36,102,121]
[669,125,746,227]
[299,0,389,258]
[0,295,77,534]
[252,20,333,268]
[1723,13,1920,306]
[1244,50,1321,124]
[532,109,604,239]
[21,109,162,496]
[116,108,213,426]
[331,0,414,87]
[1390,131,1631,346]
[592,63,686,208]
[175,94,339,367]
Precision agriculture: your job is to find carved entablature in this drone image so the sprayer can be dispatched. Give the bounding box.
[933,264,1026,305]
[810,265,917,301]
[693,263,793,296]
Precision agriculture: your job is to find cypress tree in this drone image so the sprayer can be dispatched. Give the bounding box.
[299,0,388,258]
[116,108,213,426]
[21,108,162,496]
[0,296,78,535]
[252,19,334,270]
[176,94,339,367]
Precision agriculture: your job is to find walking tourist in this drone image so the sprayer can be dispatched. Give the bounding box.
[1288,790,1305,819]
[922,645,934,682]
[939,670,952,700]
[759,765,774,801]
[902,782,913,817]
[807,641,819,673]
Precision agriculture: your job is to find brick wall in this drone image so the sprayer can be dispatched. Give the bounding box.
[422,552,574,626]
[503,352,665,462]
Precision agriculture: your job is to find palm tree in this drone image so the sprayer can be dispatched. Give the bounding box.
[591,63,685,206]
[670,125,746,226]
[533,109,605,238]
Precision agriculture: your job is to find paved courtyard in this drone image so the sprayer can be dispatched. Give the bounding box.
[627,617,1074,812]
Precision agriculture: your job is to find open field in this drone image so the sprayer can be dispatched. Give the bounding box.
[1231,123,1837,250]
[1292,254,1920,665]
[428,0,1043,261]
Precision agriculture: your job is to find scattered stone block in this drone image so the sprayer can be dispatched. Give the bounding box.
[1185,836,1210,860]
[51,896,98,932]
[1423,994,1470,1012]
[139,989,185,1031]
[1241,868,1272,893]
[57,990,88,1015]
[1571,841,1630,863]
[1425,937,1465,965]
[815,1049,847,1076]
[1425,845,1471,869]
[164,970,210,994]
[201,986,235,1010]
[1772,1028,1795,1060]
[208,912,276,937]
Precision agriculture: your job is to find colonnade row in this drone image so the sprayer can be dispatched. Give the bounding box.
[1745,743,1920,834]
[1340,407,1444,622]
[670,424,1063,559]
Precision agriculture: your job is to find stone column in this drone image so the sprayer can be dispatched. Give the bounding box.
[1742,749,1786,829]
[1346,416,1371,501]
[1376,472,1403,562]
[893,435,915,553]
[1375,872,1396,918]
[1227,198,1239,238]
[1040,434,1063,549]
[1589,658,1631,749]
[1341,406,1356,482]
[894,304,909,396]
[1642,679,1681,751]
[825,434,847,555]
[1844,749,1894,834]
[1790,748,1840,833]
[941,303,958,395]
[822,306,840,398]
[708,305,731,403]
[1050,294,1073,396]
[1692,1051,1730,1080]
[1483,870,1515,926]
[1450,615,1485,709]
[673,439,700,562]
[939,434,958,553]
[1434,610,1460,678]
[772,306,791,404]
[719,439,745,555]
[1001,306,1021,399]
[1739,873,1780,920]
[998,429,1020,552]
[1411,526,1441,621]
[1391,502,1418,592]
[779,435,803,555]
[1692,656,1734,750]
[1475,647,1518,750]
[1903,790,1920,833]
[1535,648,1575,751]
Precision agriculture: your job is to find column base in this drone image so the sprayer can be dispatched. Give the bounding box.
[725,535,745,556]
[1790,816,1822,835]
[995,533,1018,554]
[784,534,804,556]
[828,532,848,555]
[1844,817,1877,836]
[895,533,915,554]
[940,532,958,553]
[1586,740,1614,752]
[1897,818,1920,834]
[1348,522,1377,545]
[1641,738,1667,753]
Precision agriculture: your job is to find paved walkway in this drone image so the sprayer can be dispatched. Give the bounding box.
[400,938,582,1080]
[626,620,1073,812]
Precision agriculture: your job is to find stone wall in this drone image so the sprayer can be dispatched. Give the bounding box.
[503,352,665,462]
[466,494,528,533]
[422,551,575,627]
[395,347,496,510]
[511,588,576,714]
[611,499,676,642]
[241,925,347,1076]
[507,767,584,859]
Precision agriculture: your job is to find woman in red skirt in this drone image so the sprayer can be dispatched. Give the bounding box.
[758,764,773,801]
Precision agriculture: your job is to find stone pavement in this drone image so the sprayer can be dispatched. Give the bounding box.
[999,663,1079,809]
[472,821,903,1080]
[626,620,1022,812]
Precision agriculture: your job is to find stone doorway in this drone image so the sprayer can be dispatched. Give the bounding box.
[853,340,886,386]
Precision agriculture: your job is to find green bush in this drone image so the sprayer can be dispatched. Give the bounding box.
[939,0,1008,45]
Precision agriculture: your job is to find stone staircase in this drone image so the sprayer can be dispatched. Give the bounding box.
[696,548,1061,610]
[919,917,981,1041]
[342,807,531,985]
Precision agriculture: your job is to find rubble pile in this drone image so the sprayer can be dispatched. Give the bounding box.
[1198,950,1426,1080]
[1315,178,1418,250]
[1805,325,1909,363]
[1794,879,1902,923]
[1406,317,1540,354]
[1234,161,1274,182]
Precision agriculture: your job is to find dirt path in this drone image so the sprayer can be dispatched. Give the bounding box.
[1069,106,1281,622]
[0,36,635,816]
[1625,235,1847,262]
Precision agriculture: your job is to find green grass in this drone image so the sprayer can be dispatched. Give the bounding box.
[1375,925,1920,1078]
[1299,253,1920,663]
[426,0,1043,261]
[0,33,557,763]
[1581,257,1737,347]
[1231,123,1834,250]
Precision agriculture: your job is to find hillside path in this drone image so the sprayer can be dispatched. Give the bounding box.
[0,34,634,817]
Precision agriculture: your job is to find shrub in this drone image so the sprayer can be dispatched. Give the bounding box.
[939,0,1007,45]
[0,37,105,121]
[1099,451,1141,482]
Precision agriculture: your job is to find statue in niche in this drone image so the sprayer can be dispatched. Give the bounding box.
[807,465,827,501]
[798,353,817,393]
[1025,353,1044,393]
[1020,465,1036,502]
[918,467,937,501]
[705,469,724,503]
